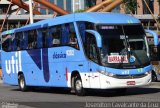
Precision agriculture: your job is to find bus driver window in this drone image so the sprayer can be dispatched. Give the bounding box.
[69,32,79,49]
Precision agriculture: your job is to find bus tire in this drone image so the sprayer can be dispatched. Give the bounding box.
[115,88,127,95]
[18,74,28,92]
[74,75,85,96]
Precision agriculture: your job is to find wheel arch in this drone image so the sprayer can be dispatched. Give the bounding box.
[18,71,24,79]
[70,70,81,88]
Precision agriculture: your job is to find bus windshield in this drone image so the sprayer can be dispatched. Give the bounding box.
[96,24,150,69]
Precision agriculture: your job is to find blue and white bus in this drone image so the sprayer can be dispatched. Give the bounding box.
[1,12,152,96]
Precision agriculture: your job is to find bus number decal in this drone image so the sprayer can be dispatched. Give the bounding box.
[66,50,74,56]
[122,70,130,75]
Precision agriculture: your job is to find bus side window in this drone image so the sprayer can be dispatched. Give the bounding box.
[85,32,99,63]
[37,30,42,48]
[61,24,69,45]
[68,23,79,49]
[12,36,16,51]
[23,32,28,50]
[42,28,48,48]
[52,32,60,46]
[2,35,10,52]
[16,33,21,50]
[13,33,20,51]
[52,25,61,46]
[20,32,24,50]
[77,21,94,44]
[8,34,13,51]
[33,30,37,48]
[28,30,33,49]
[48,27,54,47]
[7,37,11,51]
[28,30,37,49]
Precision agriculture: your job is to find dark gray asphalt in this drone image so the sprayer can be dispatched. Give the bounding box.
[0,82,160,108]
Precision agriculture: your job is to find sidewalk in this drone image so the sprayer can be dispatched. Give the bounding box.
[150,82,160,88]
[0,79,3,83]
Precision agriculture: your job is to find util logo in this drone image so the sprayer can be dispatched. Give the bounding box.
[5,52,22,74]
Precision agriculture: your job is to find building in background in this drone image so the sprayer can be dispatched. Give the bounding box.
[0,0,159,32]
[0,0,10,14]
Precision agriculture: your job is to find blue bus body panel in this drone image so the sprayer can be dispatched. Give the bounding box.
[2,46,86,86]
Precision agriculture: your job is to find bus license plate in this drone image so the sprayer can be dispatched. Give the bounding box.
[127,81,135,85]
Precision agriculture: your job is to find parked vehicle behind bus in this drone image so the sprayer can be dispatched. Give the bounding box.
[1,12,153,96]
[146,30,160,82]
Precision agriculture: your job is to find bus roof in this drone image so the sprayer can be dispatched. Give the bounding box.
[1,12,140,35]
[1,29,15,35]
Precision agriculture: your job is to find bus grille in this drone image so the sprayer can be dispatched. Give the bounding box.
[113,74,147,79]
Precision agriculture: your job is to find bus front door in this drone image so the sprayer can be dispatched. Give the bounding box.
[86,32,101,88]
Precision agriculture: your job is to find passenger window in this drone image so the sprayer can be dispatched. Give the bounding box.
[12,35,17,51]
[23,32,28,50]
[8,38,12,51]
[20,32,24,50]
[48,28,54,47]
[6,34,13,52]
[50,26,61,46]
[28,30,33,49]
[16,33,21,51]
[42,28,48,48]
[85,32,99,63]
[14,32,23,51]
[52,32,60,45]
[2,35,10,52]
[68,23,78,49]
[37,30,42,48]
[61,24,70,45]
[61,23,79,49]
[28,30,37,49]
[69,32,78,48]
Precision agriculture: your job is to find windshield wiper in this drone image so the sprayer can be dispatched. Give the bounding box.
[122,26,131,63]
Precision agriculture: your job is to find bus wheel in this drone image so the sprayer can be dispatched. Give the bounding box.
[74,76,85,96]
[18,74,28,92]
[115,88,127,95]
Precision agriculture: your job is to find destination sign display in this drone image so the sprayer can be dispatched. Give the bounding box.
[108,55,128,63]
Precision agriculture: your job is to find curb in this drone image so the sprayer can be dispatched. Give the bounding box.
[0,79,3,84]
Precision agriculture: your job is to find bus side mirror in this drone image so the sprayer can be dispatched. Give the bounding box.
[145,29,159,46]
[85,30,102,48]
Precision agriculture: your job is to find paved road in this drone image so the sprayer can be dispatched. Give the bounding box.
[0,82,160,108]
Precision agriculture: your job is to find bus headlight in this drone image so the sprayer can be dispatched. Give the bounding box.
[145,71,151,75]
[98,70,114,77]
